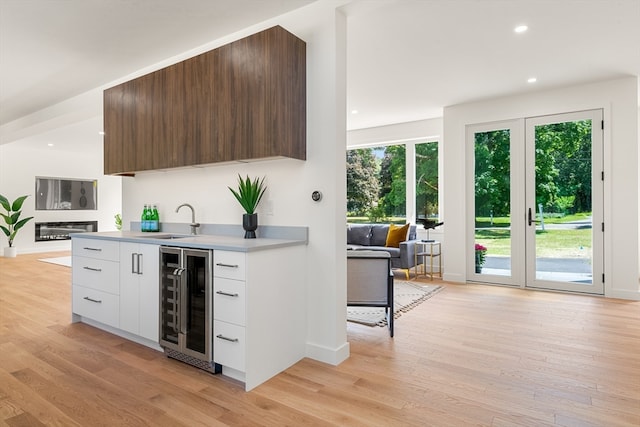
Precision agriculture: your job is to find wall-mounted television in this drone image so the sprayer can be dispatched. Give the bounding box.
[36,177,97,210]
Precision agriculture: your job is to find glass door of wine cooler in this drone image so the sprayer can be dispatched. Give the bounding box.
[160,247,181,348]
[159,247,212,363]
[182,249,211,359]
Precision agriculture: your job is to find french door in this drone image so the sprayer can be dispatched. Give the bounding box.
[468,110,604,294]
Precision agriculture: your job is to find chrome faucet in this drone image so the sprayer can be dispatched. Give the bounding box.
[175,203,200,235]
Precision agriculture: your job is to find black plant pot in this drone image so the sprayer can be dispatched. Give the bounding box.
[475,265,482,273]
[242,213,258,239]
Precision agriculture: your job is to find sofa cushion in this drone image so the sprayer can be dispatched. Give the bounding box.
[385,223,410,248]
[370,224,390,246]
[347,225,371,246]
[367,246,401,258]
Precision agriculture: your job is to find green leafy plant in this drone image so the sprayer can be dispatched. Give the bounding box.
[228,175,267,214]
[114,213,122,231]
[0,195,34,247]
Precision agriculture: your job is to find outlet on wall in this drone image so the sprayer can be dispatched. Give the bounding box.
[263,200,274,216]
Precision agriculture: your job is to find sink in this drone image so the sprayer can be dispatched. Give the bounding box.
[137,234,191,240]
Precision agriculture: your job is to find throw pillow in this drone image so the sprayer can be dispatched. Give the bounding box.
[347,225,372,246]
[385,223,410,248]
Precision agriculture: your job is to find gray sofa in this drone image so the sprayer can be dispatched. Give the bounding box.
[347,223,418,278]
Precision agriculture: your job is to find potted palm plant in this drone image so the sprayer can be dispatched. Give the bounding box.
[0,194,34,257]
[228,175,267,239]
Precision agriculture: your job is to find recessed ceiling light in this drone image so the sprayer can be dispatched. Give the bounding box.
[47,143,54,147]
[98,131,106,135]
[351,110,359,114]
[527,77,537,83]
[514,25,528,33]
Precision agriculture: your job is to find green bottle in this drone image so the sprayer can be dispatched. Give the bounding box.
[141,204,149,232]
[151,205,159,232]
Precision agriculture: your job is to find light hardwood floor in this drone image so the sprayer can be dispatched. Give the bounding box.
[1,251,639,426]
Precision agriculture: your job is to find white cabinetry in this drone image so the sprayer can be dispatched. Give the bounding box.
[72,239,120,328]
[213,251,247,373]
[119,242,160,342]
[213,246,306,391]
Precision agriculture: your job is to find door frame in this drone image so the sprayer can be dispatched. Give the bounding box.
[466,110,604,294]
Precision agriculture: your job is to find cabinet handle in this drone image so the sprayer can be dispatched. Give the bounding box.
[83,296,102,303]
[137,253,143,275]
[131,253,137,274]
[83,247,102,251]
[216,263,239,268]
[83,266,102,272]
[216,291,239,297]
[216,334,239,343]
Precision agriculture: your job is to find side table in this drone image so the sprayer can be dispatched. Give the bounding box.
[414,240,442,280]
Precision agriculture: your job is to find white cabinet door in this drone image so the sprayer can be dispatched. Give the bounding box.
[138,243,159,341]
[119,242,159,341]
[120,242,140,335]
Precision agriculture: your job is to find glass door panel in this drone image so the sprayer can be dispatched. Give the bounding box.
[160,248,181,346]
[525,111,603,294]
[183,249,211,357]
[472,128,513,282]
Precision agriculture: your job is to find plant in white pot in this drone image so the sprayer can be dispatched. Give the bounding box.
[228,175,266,239]
[0,194,34,257]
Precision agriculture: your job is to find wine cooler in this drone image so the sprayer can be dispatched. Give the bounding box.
[159,246,221,373]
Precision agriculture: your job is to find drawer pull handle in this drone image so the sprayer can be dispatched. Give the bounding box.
[83,266,102,272]
[216,263,239,268]
[83,296,102,303]
[83,247,102,251]
[216,291,239,297]
[216,334,239,343]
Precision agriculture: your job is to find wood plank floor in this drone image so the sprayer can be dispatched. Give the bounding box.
[1,251,639,426]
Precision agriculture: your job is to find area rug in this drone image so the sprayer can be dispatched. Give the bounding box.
[347,281,443,327]
[38,256,72,267]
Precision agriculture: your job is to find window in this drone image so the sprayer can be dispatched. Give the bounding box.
[415,141,438,221]
[347,141,438,224]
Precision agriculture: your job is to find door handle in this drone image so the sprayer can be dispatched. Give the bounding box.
[528,208,540,226]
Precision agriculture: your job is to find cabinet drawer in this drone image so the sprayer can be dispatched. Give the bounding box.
[214,278,246,326]
[72,239,119,261]
[72,257,119,294]
[214,321,246,372]
[73,286,120,328]
[214,251,246,280]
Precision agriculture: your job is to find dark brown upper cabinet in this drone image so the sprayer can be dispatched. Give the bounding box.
[103,26,306,175]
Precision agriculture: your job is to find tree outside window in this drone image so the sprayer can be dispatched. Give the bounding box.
[415,142,438,220]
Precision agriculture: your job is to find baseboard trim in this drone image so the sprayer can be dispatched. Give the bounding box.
[305,340,350,366]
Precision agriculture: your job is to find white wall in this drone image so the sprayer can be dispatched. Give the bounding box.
[0,116,122,253]
[443,76,640,300]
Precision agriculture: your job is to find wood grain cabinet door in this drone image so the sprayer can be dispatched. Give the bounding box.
[103,25,305,175]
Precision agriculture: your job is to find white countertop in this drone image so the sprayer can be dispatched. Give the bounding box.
[71,230,307,252]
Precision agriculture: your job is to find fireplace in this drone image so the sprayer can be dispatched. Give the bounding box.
[35,221,98,241]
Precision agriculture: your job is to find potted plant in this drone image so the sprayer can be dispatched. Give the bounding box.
[114,213,123,231]
[228,175,267,239]
[475,243,487,273]
[0,194,34,257]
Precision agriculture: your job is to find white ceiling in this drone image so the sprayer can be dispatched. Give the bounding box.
[1,0,639,135]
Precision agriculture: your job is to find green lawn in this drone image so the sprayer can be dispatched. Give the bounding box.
[476,228,592,258]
